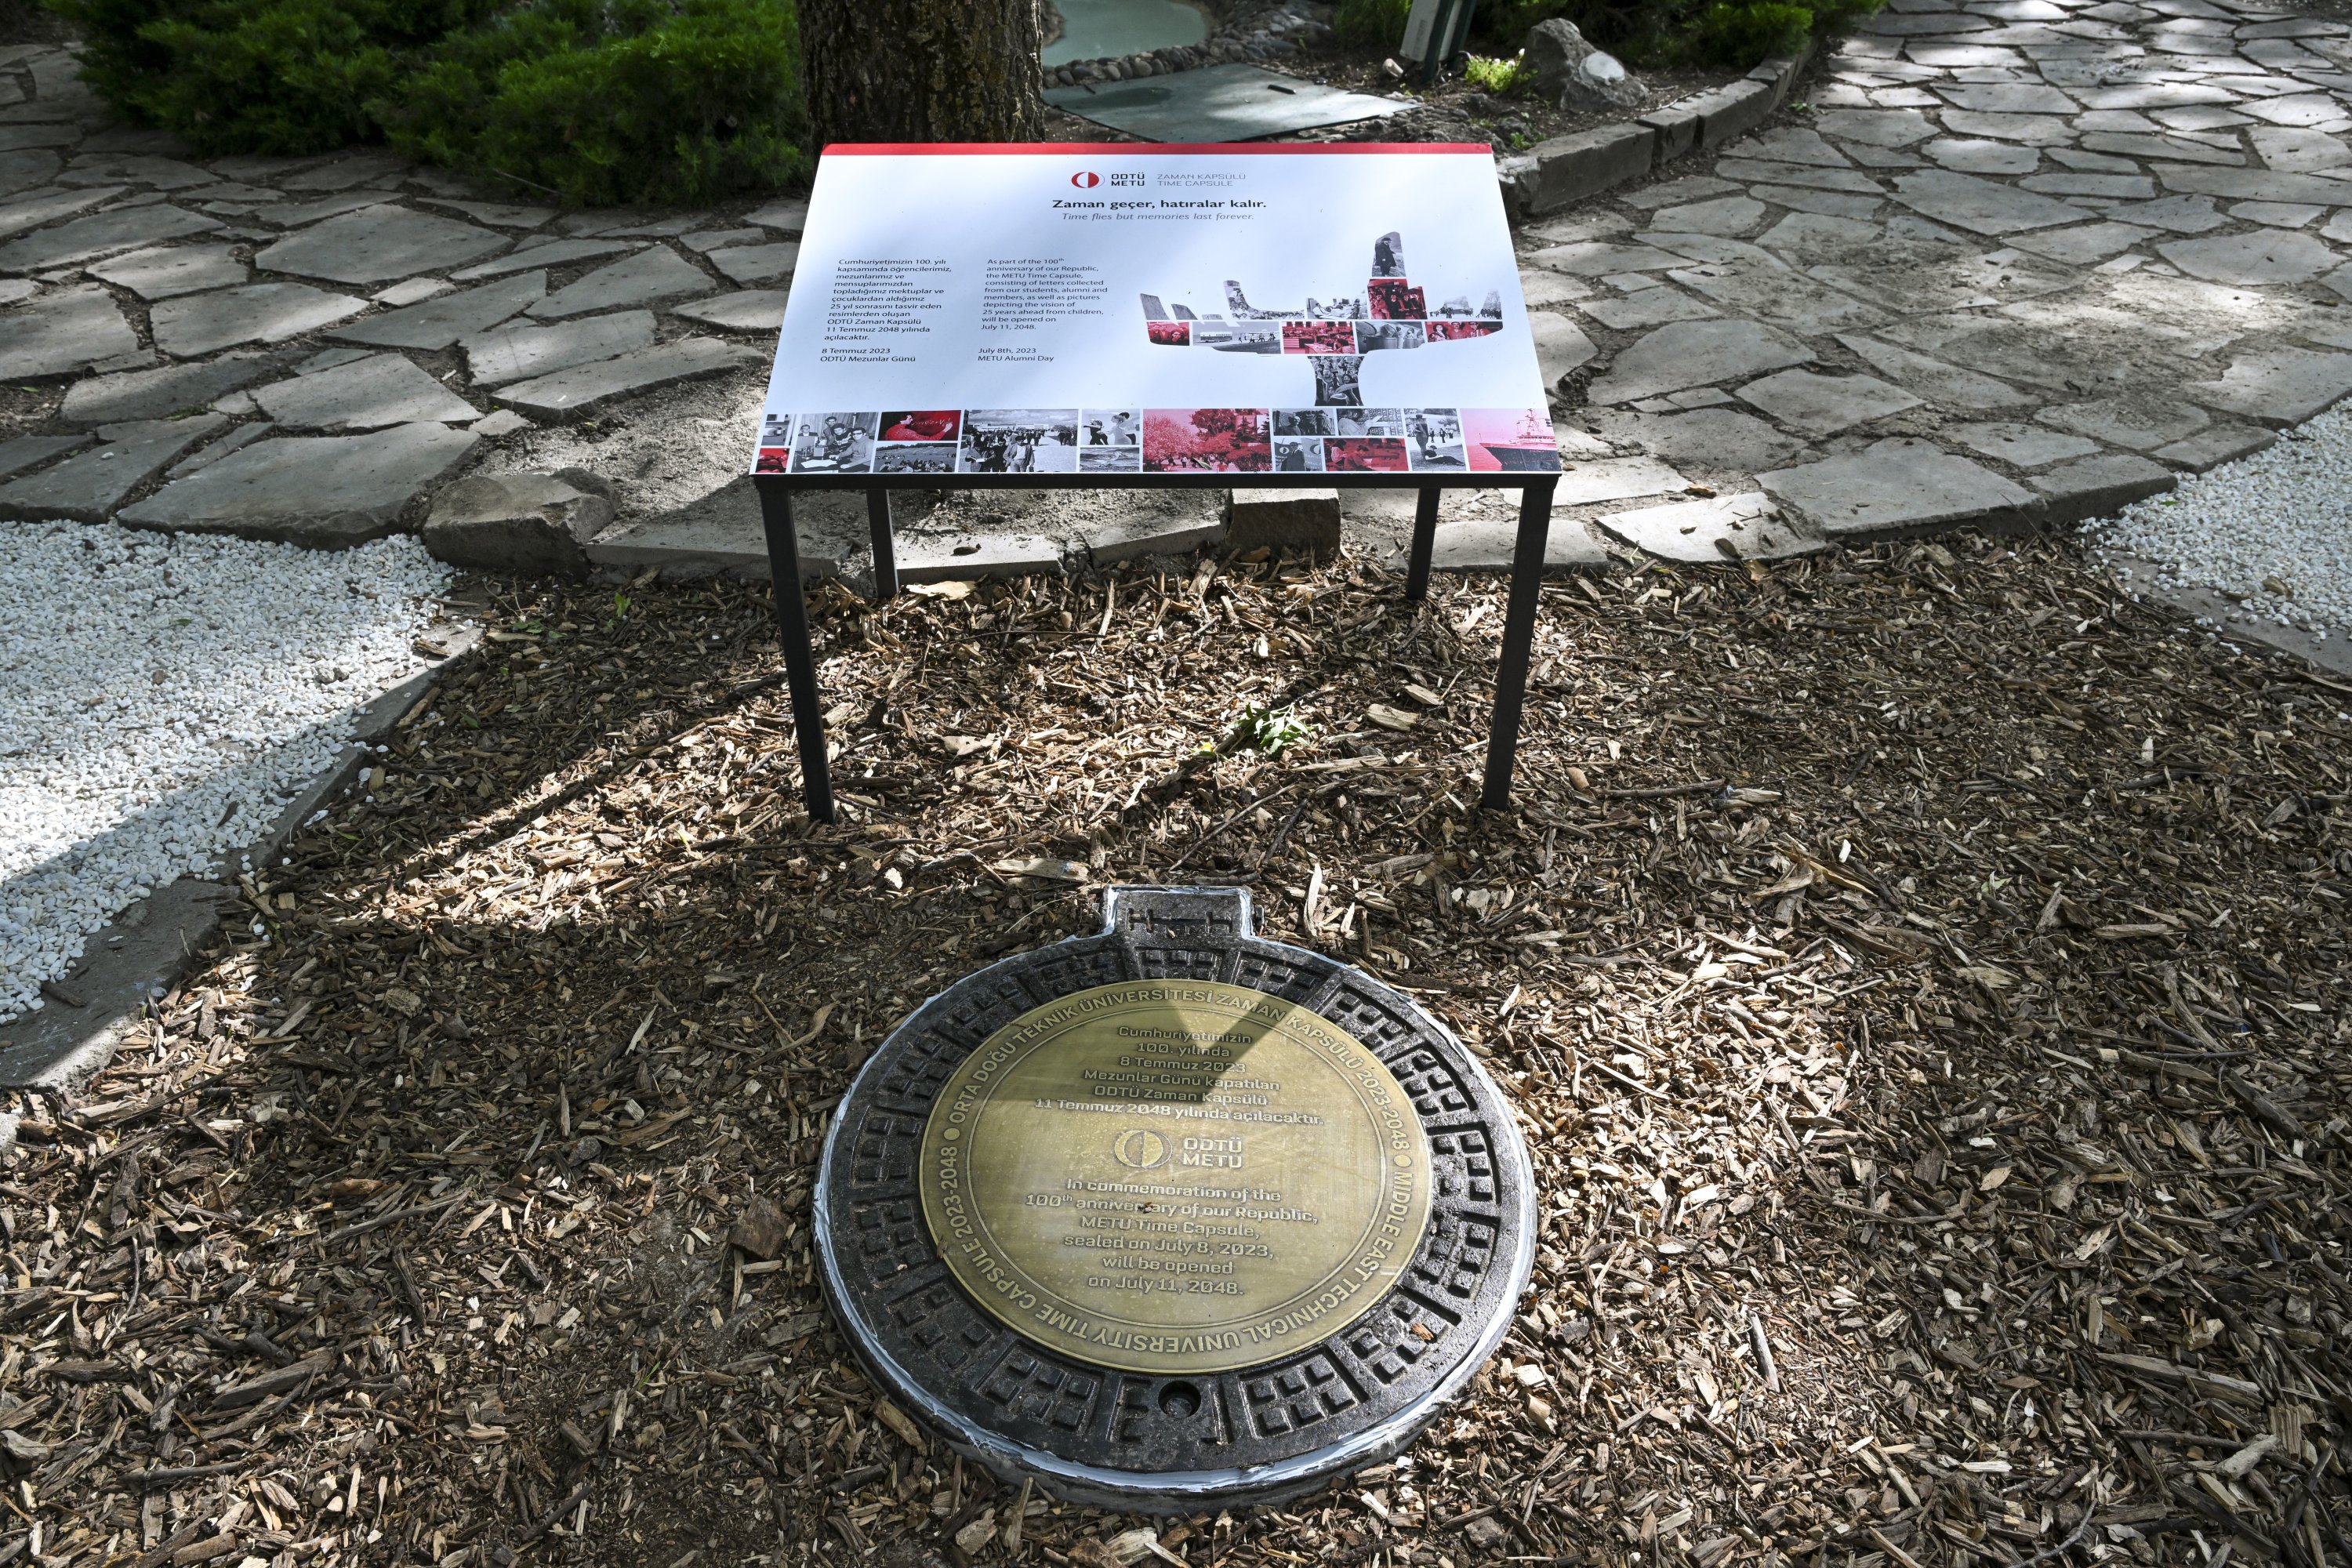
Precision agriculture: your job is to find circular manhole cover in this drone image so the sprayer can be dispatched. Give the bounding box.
[815,886,1534,1511]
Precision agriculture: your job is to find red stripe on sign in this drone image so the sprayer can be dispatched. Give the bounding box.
[820,142,1494,156]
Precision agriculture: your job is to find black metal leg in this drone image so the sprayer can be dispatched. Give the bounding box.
[1480,478,1554,812]
[866,486,896,604]
[757,480,837,825]
[1403,485,1439,605]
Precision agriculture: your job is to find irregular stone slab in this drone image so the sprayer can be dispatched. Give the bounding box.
[0,285,136,377]
[2079,82,2239,110]
[86,243,245,299]
[1588,318,1814,405]
[2251,125,2350,172]
[423,198,556,230]
[0,151,62,197]
[2020,171,2154,198]
[464,309,654,387]
[1815,107,1937,146]
[1083,492,1227,564]
[586,478,848,583]
[116,422,481,546]
[0,122,81,151]
[1736,368,1924,434]
[526,247,714,319]
[0,432,85,477]
[1857,9,1994,32]
[2183,346,2352,425]
[452,238,638,281]
[422,470,615,579]
[2157,229,2339,284]
[1553,456,1689,507]
[62,151,210,189]
[1578,287,1719,330]
[1426,514,1610,573]
[0,183,118,238]
[901,530,1065,580]
[706,242,797,285]
[1595,491,1824,561]
[331,270,545,351]
[60,353,274,425]
[151,281,368,358]
[1891,169,2093,234]
[1753,211,1886,263]
[168,420,274,477]
[1762,436,2036,537]
[296,345,372,376]
[1621,175,1738,209]
[0,203,219,272]
[1936,82,2080,114]
[2238,93,2345,129]
[278,153,409,192]
[2029,452,2175,524]
[0,412,224,521]
[1947,420,2099,466]
[745,198,807,233]
[496,338,757,419]
[249,190,399,228]
[1671,265,1887,333]
[1521,267,1589,310]
[1530,311,1597,387]
[2039,396,2209,450]
[1937,110,2078,145]
[1924,136,2043,174]
[2154,165,2352,205]
[1751,183,1885,219]
[1647,196,1767,235]
[470,409,531,438]
[1714,158,1886,193]
[1525,211,1636,245]
[2234,201,2322,228]
[253,354,480,431]
[681,227,765,253]
[1744,127,1853,168]
[375,276,455,309]
[256,204,508,285]
[2101,195,2227,234]
[1596,405,1807,473]
[1527,240,1684,275]
[2152,423,2275,470]
[672,290,787,333]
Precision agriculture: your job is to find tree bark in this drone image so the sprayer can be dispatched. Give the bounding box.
[800,0,1044,147]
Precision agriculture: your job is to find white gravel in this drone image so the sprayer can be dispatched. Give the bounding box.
[0,523,447,1024]
[2096,413,2352,643]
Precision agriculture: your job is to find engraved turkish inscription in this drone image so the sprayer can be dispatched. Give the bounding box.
[920,981,1434,1376]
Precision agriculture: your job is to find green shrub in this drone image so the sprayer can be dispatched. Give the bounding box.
[1332,0,1412,49]
[383,0,808,208]
[46,0,809,205]
[1472,0,1876,68]
[1461,53,1532,94]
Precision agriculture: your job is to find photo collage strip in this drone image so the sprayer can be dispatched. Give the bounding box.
[757,406,1560,476]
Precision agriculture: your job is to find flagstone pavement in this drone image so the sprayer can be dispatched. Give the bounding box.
[2,2,2352,586]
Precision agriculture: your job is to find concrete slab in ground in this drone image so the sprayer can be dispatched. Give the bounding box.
[332,270,545,350]
[116,422,481,546]
[673,290,788,333]
[466,310,654,387]
[60,353,275,424]
[0,412,223,520]
[898,531,1065,581]
[0,201,218,271]
[526,247,713,319]
[253,353,480,431]
[1427,514,1612,572]
[256,203,509,285]
[495,339,757,419]
[1595,492,1827,561]
[151,281,368,357]
[1761,437,2038,538]
[1046,64,1406,142]
[0,432,85,477]
[0,284,136,376]
[86,242,245,299]
[1083,492,1227,564]
[586,478,857,583]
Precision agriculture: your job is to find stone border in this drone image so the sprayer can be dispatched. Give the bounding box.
[0,617,485,1119]
[1497,42,1812,220]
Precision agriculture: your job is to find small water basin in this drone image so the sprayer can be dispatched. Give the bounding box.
[1044,0,1210,66]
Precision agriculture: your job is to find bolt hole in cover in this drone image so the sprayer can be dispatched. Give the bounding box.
[813,886,1534,1510]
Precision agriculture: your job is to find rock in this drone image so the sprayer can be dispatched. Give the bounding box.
[0,285,138,377]
[0,432,86,478]
[332,270,546,351]
[1594,492,1824,561]
[705,242,797,286]
[465,310,655,387]
[1227,488,1341,554]
[673,290,789,333]
[0,412,224,521]
[470,409,532,438]
[729,1196,791,1261]
[526,248,715,319]
[1735,369,1923,434]
[495,338,757,419]
[1526,19,1645,111]
[61,354,276,425]
[256,203,509,285]
[1760,437,2037,539]
[421,470,616,579]
[253,354,481,432]
[0,203,220,272]
[86,243,246,300]
[116,422,481,547]
[899,531,1066,580]
[150,282,369,358]
[1585,318,1814,405]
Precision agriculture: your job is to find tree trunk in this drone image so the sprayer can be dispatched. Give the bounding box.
[800,0,1044,147]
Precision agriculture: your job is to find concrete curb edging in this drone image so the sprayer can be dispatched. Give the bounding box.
[1499,42,1814,220]
[0,620,486,1121]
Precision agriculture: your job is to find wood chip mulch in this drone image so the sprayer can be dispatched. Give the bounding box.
[2,532,2347,1568]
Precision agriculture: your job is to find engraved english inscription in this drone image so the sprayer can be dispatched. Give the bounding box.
[918,980,1433,1376]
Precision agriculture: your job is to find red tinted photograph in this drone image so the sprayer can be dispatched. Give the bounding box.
[879,410,960,441]
[754,446,789,474]
[1147,321,1192,347]
[1462,408,1563,472]
[1367,278,1426,321]
[1323,437,1410,472]
[1143,408,1271,472]
[1427,320,1501,342]
[1283,320,1356,354]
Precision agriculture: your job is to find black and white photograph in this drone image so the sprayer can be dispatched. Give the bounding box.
[1082,410,1140,446]
[1080,445,1143,473]
[789,411,876,474]
[1356,319,1427,354]
[1336,407,1404,439]
[1371,230,1406,278]
[959,408,1080,474]
[1273,437,1324,473]
[1404,407,1465,470]
[873,441,959,474]
[1311,354,1363,407]
[1273,408,1336,437]
[1205,324,1281,355]
[760,412,793,448]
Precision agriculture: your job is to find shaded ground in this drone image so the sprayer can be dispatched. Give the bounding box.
[1,535,2347,1568]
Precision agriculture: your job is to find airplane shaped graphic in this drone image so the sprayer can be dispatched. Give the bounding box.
[1141,231,1504,406]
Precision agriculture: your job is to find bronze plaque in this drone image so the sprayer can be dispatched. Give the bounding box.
[919,980,1433,1376]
